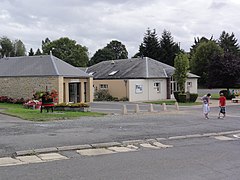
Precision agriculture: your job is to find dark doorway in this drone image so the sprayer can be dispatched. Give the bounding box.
[69,83,80,103]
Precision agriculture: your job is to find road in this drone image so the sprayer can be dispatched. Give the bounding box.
[0,101,240,179]
[0,134,239,180]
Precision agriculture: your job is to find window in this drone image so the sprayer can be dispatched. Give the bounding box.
[100,84,108,89]
[135,84,143,94]
[187,82,192,87]
[154,82,161,93]
[170,76,179,94]
[88,72,95,75]
[109,70,118,76]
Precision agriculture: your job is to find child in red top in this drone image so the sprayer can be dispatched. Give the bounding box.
[218,93,226,119]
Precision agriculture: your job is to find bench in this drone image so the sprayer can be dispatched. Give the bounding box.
[232,98,240,103]
[40,103,54,113]
[40,96,54,113]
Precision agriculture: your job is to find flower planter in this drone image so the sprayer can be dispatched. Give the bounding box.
[54,106,90,112]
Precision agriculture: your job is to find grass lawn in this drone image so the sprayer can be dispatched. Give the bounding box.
[0,103,105,121]
[210,93,220,100]
[145,100,202,106]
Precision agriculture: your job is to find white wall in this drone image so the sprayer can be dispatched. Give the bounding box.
[128,79,167,102]
[185,78,198,93]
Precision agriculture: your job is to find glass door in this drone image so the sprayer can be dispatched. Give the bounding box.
[69,83,80,103]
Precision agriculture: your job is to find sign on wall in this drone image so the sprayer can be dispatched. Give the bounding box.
[135,84,143,94]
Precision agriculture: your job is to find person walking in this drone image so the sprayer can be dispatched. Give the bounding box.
[218,93,226,119]
[202,93,211,119]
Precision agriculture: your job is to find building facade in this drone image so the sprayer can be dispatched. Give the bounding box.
[0,55,93,103]
[87,57,198,102]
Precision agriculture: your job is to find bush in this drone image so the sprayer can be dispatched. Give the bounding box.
[219,90,235,100]
[119,97,129,101]
[0,96,26,104]
[112,97,119,101]
[94,89,113,101]
[0,96,9,103]
[173,91,180,102]
[55,102,89,107]
[178,94,187,103]
[189,93,198,102]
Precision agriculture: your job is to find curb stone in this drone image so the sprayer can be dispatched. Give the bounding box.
[57,144,91,151]
[91,142,121,148]
[34,147,58,154]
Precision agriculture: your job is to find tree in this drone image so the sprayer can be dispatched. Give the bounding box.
[190,41,223,86]
[0,37,26,57]
[105,40,128,59]
[159,30,180,66]
[35,48,42,55]
[13,39,26,56]
[137,28,160,60]
[208,52,240,89]
[218,31,240,55]
[28,48,34,56]
[88,48,115,66]
[0,37,14,57]
[42,37,89,67]
[88,40,128,66]
[173,53,189,93]
[190,36,213,57]
[42,37,51,54]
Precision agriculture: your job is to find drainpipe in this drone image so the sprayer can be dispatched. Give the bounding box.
[124,79,128,99]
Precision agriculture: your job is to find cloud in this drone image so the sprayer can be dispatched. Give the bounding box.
[1,0,240,58]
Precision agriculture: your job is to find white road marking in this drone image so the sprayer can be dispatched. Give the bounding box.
[108,146,136,152]
[0,157,23,167]
[77,148,115,156]
[38,153,68,161]
[140,143,160,149]
[214,136,235,141]
[233,134,240,138]
[153,142,173,148]
[16,155,43,164]
[126,145,139,149]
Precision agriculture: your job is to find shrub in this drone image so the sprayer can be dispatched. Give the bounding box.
[55,102,89,107]
[178,94,187,103]
[55,102,69,107]
[219,90,234,100]
[189,93,198,102]
[0,96,26,104]
[70,103,90,107]
[119,97,129,101]
[94,89,113,101]
[173,91,180,102]
[0,96,9,103]
[112,97,119,101]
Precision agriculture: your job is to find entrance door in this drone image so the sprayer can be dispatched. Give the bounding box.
[69,83,80,103]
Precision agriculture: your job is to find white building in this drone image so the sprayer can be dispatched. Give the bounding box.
[87,57,199,102]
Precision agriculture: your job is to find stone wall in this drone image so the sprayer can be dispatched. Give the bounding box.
[0,76,59,100]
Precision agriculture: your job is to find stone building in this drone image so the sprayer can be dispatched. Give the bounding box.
[0,55,93,103]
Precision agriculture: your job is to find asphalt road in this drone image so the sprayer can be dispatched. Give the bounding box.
[0,101,240,179]
[0,102,240,158]
[0,135,239,180]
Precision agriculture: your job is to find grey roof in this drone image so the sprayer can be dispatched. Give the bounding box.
[0,55,90,77]
[87,57,199,79]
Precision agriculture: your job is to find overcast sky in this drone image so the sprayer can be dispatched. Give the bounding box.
[1,0,240,57]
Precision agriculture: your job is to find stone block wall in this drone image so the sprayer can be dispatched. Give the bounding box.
[0,76,59,100]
